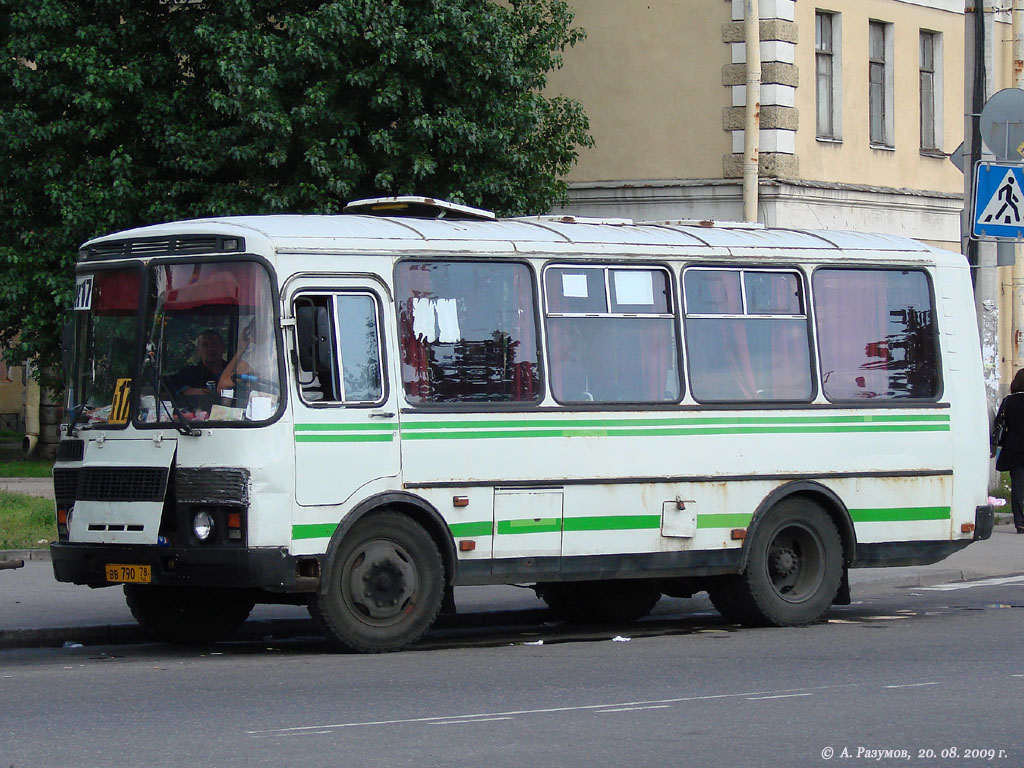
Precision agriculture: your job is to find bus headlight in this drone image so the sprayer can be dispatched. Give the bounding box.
[192,509,214,542]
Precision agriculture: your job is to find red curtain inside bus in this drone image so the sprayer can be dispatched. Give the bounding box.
[396,261,540,404]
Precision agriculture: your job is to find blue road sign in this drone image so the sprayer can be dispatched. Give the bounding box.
[973,161,1024,240]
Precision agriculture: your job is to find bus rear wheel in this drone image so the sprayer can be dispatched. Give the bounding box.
[724,498,842,627]
[312,511,444,653]
[124,585,254,645]
[538,580,661,624]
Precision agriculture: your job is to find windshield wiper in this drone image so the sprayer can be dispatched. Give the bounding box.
[156,375,202,437]
[65,403,89,437]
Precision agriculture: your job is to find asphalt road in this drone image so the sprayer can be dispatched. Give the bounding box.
[2,577,1023,768]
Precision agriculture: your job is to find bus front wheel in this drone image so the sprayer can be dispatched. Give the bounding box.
[312,511,445,653]
[723,499,843,627]
[124,585,254,644]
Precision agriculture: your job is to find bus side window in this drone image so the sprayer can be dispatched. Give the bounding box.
[545,265,680,404]
[294,293,384,405]
[683,268,813,403]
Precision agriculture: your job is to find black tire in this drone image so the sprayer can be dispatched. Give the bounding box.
[729,498,843,627]
[538,580,661,624]
[312,511,444,653]
[124,585,254,645]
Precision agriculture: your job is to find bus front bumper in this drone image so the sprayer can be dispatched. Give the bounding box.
[49,542,319,592]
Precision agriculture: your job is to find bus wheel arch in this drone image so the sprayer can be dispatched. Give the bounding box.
[740,481,856,574]
[326,492,457,593]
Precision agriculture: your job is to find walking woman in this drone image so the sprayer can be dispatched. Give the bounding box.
[993,368,1024,533]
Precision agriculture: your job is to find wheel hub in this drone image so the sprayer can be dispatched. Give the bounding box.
[364,561,405,608]
[770,547,800,579]
[344,540,418,622]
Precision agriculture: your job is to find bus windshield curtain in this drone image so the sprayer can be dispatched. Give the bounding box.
[510,267,537,401]
[634,319,675,401]
[713,319,757,400]
[816,270,889,399]
[397,264,432,401]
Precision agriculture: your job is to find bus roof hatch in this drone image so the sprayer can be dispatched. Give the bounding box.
[344,196,496,221]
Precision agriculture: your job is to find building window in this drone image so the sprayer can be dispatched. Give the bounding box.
[869,21,893,148]
[920,31,942,153]
[815,11,841,140]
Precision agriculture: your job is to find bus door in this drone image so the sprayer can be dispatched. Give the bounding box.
[288,280,400,506]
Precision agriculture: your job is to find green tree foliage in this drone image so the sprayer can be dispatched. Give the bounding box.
[0,0,592,383]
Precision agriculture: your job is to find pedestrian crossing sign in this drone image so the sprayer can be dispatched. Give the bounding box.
[973,161,1024,240]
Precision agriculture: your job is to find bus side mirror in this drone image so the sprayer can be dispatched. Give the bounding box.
[295,305,335,374]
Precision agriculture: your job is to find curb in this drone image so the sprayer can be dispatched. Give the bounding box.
[847,567,1017,590]
[0,548,51,563]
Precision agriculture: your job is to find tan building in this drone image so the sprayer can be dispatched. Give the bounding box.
[0,358,23,433]
[548,0,1021,390]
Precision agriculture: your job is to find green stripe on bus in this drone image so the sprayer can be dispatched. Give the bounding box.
[401,414,949,431]
[402,424,949,440]
[449,521,493,538]
[849,506,951,522]
[563,515,662,532]
[295,423,397,431]
[696,513,754,528]
[295,433,394,443]
[292,523,338,540]
[496,518,562,535]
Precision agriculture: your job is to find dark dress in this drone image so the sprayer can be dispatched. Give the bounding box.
[994,392,1024,530]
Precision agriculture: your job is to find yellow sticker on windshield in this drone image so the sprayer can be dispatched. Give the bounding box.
[110,378,132,424]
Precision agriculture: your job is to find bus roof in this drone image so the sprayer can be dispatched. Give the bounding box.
[80,212,961,264]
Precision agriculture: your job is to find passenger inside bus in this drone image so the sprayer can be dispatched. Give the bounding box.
[218,317,279,418]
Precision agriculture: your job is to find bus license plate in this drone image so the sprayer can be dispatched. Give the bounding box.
[105,564,152,584]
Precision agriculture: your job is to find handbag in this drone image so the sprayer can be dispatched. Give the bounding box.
[991,408,1007,457]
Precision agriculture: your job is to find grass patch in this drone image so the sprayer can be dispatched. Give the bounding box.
[0,490,55,549]
[0,434,53,477]
[0,459,53,478]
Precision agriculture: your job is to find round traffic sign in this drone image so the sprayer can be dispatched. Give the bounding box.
[980,88,1024,161]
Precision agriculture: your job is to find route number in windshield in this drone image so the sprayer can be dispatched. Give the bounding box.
[74,275,93,311]
[109,378,132,424]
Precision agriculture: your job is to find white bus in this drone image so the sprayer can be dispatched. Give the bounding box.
[51,197,994,652]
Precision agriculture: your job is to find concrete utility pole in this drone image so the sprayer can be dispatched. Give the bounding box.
[1012,0,1024,377]
[742,0,761,223]
[965,3,1000,412]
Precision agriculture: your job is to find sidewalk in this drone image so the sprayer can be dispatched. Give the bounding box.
[2,523,1021,650]
[0,477,53,499]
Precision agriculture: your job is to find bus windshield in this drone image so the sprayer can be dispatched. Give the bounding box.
[68,260,281,428]
[67,266,144,427]
[138,260,281,425]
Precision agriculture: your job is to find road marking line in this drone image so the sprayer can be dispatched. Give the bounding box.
[919,575,1024,591]
[245,684,861,736]
[596,705,672,713]
[746,693,814,700]
[885,682,941,689]
[428,717,513,726]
